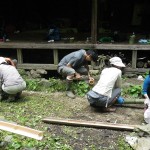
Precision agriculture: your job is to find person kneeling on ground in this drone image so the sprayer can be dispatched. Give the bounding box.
[0,57,26,102]
[87,56,125,112]
[57,49,98,99]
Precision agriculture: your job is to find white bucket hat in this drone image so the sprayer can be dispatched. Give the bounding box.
[109,57,125,67]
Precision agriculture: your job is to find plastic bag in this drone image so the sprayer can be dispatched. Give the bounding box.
[117,96,124,104]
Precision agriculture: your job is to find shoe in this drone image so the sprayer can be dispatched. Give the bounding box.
[66,91,76,99]
[102,107,116,112]
[15,92,22,100]
[7,95,16,102]
[0,92,9,101]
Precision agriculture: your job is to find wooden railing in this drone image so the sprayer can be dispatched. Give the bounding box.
[0,42,150,72]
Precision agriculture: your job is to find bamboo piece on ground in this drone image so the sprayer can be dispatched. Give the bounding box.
[0,121,43,140]
[42,118,136,131]
[115,104,144,109]
[124,98,144,104]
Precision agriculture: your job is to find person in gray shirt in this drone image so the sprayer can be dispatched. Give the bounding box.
[57,49,98,98]
[0,57,26,102]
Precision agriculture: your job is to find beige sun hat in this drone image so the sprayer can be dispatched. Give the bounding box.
[109,56,125,67]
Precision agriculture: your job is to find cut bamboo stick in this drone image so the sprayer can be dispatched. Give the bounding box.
[0,121,43,140]
[115,104,144,109]
[124,98,144,104]
[42,118,136,131]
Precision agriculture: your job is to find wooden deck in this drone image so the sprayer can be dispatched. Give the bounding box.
[0,41,150,71]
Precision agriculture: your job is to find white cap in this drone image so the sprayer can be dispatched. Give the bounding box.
[0,57,7,64]
[109,57,125,67]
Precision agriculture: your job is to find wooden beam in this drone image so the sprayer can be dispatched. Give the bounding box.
[132,50,137,69]
[42,118,136,131]
[0,42,94,49]
[17,49,23,64]
[0,121,43,140]
[53,49,58,65]
[1,42,150,50]
[17,63,57,70]
[91,0,97,43]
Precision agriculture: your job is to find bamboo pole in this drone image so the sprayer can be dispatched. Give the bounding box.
[124,98,144,104]
[42,118,136,131]
[0,121,43,140]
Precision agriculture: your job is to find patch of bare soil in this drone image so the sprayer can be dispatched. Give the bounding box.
[28,77,144,149]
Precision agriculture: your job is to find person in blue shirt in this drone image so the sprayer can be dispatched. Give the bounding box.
[142,71,150,108]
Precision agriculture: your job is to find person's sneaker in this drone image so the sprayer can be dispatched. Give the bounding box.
[7,95,16,102]
[66,91,76,99]
[15,92,22,100]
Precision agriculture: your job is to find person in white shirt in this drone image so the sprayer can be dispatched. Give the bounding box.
[0,57,26,102]
[87,56,125,112]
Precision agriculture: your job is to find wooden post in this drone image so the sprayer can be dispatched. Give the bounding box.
[53,49,58,65]
[17,49,23,64]
[91,0,97,43]
[132,50,137,69]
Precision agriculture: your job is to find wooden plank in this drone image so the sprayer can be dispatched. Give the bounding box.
[0,42,94,49]
[42,118,136,131]
[1,42,150,50]
[95,44,150,50]
[17,64,57,70]
[125,68,148,73]
[0,121,43,140]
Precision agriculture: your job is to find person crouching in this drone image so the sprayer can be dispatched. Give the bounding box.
[0,57,26,102]
[87,56,125,112]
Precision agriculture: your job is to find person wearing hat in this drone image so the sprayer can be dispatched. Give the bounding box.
[57,49,98,99]
[0,56,26,102]
[87,56,125,112]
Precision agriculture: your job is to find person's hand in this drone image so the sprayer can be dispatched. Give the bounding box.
[75,73,81,80]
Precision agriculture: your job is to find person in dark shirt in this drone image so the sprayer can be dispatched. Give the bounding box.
[57,49,98,99]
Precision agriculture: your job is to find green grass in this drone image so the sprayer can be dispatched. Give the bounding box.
[0,93,73,149]
[0,77,134,149]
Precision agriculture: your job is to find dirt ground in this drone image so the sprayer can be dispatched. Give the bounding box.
[30,77,144,150]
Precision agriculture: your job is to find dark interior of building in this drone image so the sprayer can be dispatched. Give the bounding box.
[0,0,150,43]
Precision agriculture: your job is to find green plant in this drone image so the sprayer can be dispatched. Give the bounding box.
[25,79,39,91]
[117,137,133,150]
[122,84,142,98]
[72,81,91,97]
[48,77,66,92]
[142,71,149,79]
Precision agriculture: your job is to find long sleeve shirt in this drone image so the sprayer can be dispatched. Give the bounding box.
[142,75,150,95]
[92,67,122,98]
